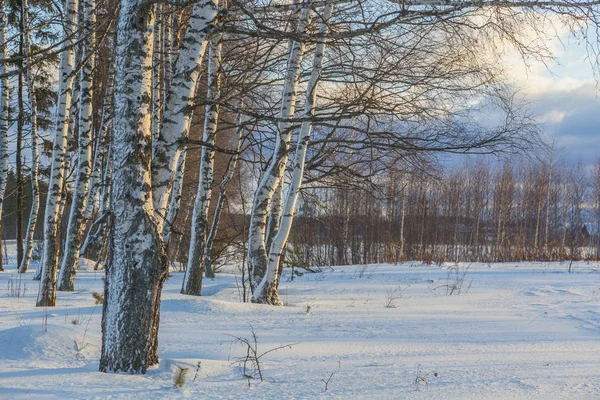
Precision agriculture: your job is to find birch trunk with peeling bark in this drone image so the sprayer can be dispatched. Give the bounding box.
[253,5,332,304]
[58,0,95,291]
[181,37,222,296]
[247,6,310,293]
[19,0,40,274]
[99,0,167,374]
[36,0,78,305]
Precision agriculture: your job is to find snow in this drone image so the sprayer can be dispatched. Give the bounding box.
[1,257,600,399]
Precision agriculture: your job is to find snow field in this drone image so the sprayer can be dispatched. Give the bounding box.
[1,260,599,399]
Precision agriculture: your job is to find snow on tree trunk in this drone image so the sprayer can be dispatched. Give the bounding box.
[152,0,218,230]
[58,0,95,291]
[162,149,185,245]
[247,6,310,293]
[181,37,222,296]
[253,5,332,305]
[19,0,40,274]
[99,0,167,374]
[0,0,9,272]
[36,0,78,305]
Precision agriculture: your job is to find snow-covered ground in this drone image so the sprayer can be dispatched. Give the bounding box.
[1,257,600,399]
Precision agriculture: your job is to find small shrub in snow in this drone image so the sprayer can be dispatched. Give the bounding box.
[322,360,340,392]
[7,277,26,298]
[413,364,438,390]
[92,292,104,305]
[432,265,472,296]
[173,365,189,388]
[384,285,409,308]
[192,361,201,383]
[230,325,296,382]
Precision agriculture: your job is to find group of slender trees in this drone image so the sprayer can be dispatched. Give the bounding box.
[291,156,600,267]
[1,0,600,374]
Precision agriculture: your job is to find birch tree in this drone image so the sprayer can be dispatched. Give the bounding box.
[152,0,219,229]
[254,5,333,304]
[181,36,222,296]
[0,0,8,272]
[18,0,40,274]
[204,113,246,279]
[247,5,311,292]
[58,0,96,291]
[81,61,115,258]
[36,0,78,306]
[99,0,166,374]
[162,149,185,244]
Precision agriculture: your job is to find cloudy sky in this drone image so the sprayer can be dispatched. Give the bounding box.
[505,28,600,167]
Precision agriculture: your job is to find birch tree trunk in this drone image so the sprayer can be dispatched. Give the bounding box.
[181,37,222,296]
[99,0,167,374]
[162,149,185,244]
[0,0,9,272]
[247,6,310,292]
[162,4,172,101]
[253,5,332,304]
[204,114,245,279]
[266,180,284,249]
[81,67,114,256]
[19,0,40,274]
[16,34,24,270]
[58,0,95,291]
[80,143,112,258]
[36,0,78,305]
[152,0,218,229]
[84,89,112,221]
[152,6,162,150]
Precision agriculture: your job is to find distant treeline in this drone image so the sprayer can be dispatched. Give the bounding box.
[287,157,600,266]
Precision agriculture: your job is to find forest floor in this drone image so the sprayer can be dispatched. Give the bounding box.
[1,253,600,399]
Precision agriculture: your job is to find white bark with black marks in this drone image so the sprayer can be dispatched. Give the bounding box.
[19,0,41,274]
[253,5,332,304]
[181,36,222,296]
[162,148,185,245]
[204,113,245,279]
[58,0,96,291]
[36,0,78,305]
[247,6,310,293]
[99,0,167,374]
[152,0,218,230]
[0,0,9,272]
